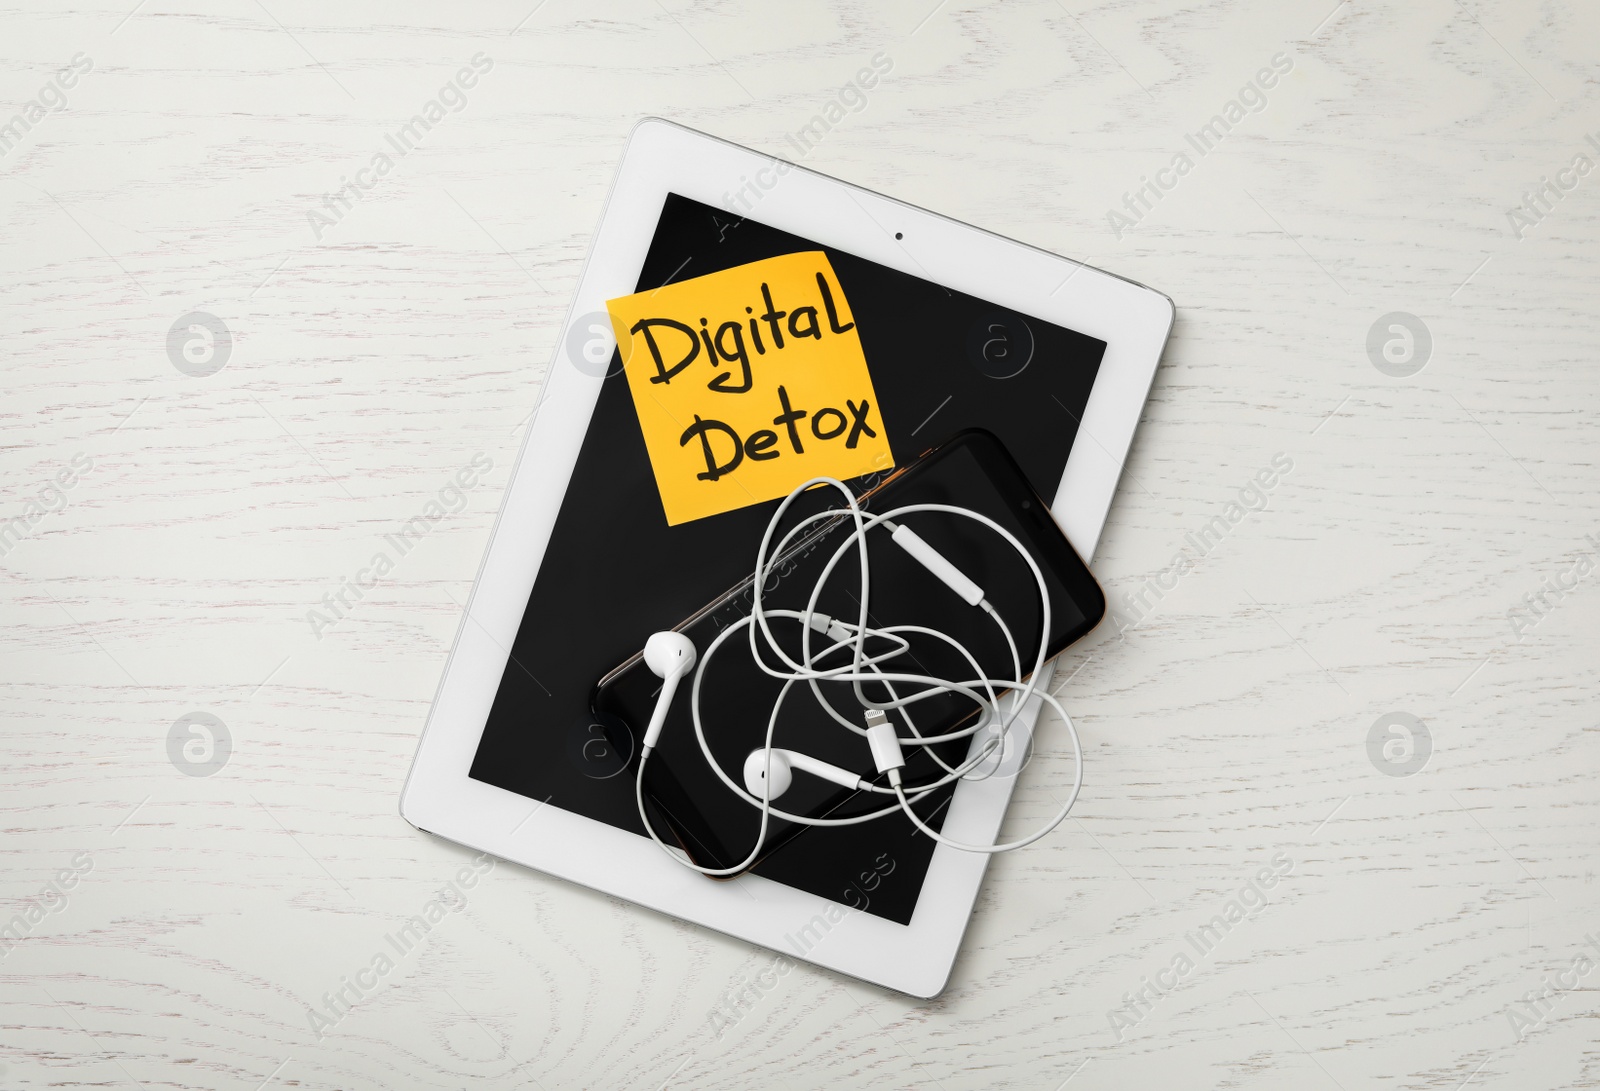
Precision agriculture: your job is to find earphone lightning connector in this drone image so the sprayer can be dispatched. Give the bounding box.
[865,708,905,776]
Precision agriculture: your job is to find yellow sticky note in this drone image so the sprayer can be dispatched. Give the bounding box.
[607,252,894,526]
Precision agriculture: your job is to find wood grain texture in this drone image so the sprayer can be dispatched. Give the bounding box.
[3,0,1598,1088]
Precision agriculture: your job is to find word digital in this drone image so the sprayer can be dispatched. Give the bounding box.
[607,251,894,525]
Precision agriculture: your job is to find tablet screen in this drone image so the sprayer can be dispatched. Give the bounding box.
[468,193,1106,925]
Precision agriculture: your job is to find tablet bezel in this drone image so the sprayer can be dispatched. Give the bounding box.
[400,118,1173,998]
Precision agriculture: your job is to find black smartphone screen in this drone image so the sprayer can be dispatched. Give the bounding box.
[592,430,1104,917]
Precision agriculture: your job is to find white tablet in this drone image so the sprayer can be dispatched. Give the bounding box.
[400,119,1172,998]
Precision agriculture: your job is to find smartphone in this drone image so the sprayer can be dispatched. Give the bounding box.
[591,429,1105,874]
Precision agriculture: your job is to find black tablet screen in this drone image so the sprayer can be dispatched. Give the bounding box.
[467,193,1105,925]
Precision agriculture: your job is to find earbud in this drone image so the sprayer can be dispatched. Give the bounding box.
[742,748,862,799]
[641,631,697,752]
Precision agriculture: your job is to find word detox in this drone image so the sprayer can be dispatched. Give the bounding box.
[608,251,894,525]
[682,383,877,483]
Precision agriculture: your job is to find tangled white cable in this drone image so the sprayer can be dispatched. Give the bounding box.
[634,476,1083,877]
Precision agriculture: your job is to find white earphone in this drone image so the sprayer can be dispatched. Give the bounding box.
[741,748,862,798]
[640,630,696,752]
[634,475,1084,877]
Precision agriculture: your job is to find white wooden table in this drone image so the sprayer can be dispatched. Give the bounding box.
[4,1,1598,1087]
